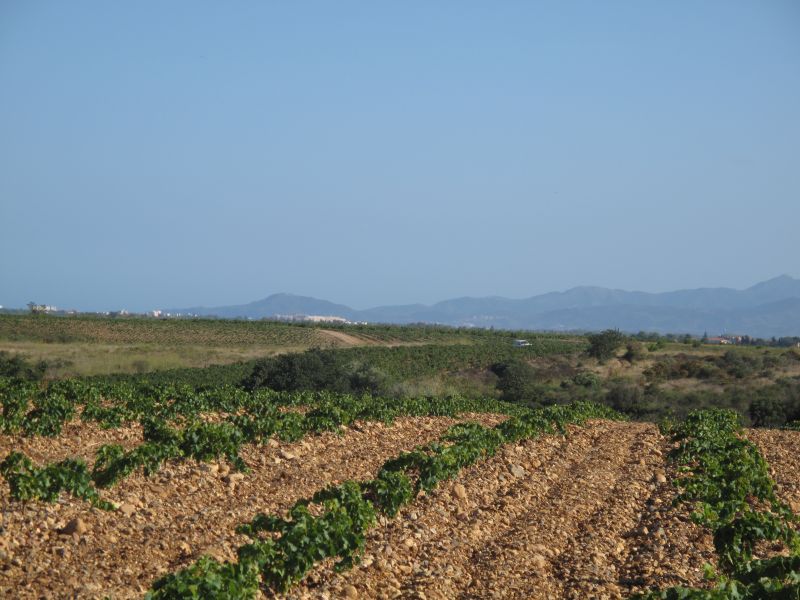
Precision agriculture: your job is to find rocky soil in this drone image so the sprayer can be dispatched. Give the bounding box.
[2,421,797,599]
[0,414,504,599]
[287,421,716,600]
[747,428,800,514]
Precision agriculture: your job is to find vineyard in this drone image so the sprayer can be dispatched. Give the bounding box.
[0,314,574,349]
[2,351,800,597]
[0,314,585,380]
[0,315,328,347]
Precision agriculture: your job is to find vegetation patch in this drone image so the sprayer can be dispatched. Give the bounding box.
[635,409,800,599]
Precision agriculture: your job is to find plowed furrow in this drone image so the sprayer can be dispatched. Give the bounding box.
[747,428,800,513]
[461,422,656,600]
[289,420,660,600]
[549,427,664,599]
[1,415,504,600]
[615,437,716,595]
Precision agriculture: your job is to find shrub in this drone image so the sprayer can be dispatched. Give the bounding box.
[491,361,541,403]
[587,330,626,361]
[605,383,646,417]
[245,350,387,396]
[749,397,787,428]
[0,351,46,381]
[571,371,600,388]
[623,342,645,363]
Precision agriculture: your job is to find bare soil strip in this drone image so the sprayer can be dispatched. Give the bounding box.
[746,428,800,514]
[615,439,716,596]
[0,414,504,599]
[0,420,146,465]
[318,329,371,347]
[287,420,713,600]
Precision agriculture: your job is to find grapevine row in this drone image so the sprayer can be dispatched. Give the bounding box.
[635,409,800,599]
[1,390,527,507]
[145,401,623,599]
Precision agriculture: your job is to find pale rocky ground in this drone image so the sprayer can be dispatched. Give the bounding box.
[287,421,716,600]
[0,414,504,599]
[2,420,798,599]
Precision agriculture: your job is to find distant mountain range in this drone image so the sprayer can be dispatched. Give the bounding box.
[169,275,800,338]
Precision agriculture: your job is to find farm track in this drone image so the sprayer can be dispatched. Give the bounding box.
[318,330,377,347]
[0,414,504,599]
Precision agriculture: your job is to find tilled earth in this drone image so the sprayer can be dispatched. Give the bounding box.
[0,414,504,599]
[1,420,798,599]
[288,421,716,600]
[747,428,800,514]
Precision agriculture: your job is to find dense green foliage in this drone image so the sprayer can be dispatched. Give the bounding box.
[0,452,113,509]
[146,401,623,598]
[645,350,800,383]
[490,360,542,403]
[145,555,259,600]
[244,349,385,394]
[245,341,581,393]
[0,351,47,381]
[587,329,626,361]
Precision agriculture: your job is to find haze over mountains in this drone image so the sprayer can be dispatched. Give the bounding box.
[171,276,800,338]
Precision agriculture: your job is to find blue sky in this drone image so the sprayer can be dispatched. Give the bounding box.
[1,1,798,311]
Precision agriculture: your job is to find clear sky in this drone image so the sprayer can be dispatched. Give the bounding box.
[1,1,798,311]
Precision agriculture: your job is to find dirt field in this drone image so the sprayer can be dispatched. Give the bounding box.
[1,420,798,599]
[288,421,716,600]
[0,414,505,599]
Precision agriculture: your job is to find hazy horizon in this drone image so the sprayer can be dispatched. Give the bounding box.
[3,274,798,314]
[2,2,798,312]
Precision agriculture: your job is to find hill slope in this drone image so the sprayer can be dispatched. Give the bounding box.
[170,275,800,336]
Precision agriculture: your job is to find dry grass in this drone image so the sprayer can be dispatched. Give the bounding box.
[0,340,311,378]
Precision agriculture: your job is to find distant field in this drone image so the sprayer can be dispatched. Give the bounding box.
[0,315,330,377]
[0,314,543,347]
[0,314,326,346]
[0,314,543,378]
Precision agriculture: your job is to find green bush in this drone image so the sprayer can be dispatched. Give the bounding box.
[587,329,626,361]
[0,351,47,381]
[491,360,542,403]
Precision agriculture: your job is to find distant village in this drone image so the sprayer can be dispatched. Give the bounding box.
[706,335,742,345]
[16,303,366,325]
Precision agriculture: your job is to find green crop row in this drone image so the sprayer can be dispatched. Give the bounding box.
[0,377,295,435]
[0,336,578,437]
[145,401,623,599]
[635,409,800,599]
[1,388,530,506]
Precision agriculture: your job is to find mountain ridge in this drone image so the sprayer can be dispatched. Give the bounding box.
[167,275,800,337]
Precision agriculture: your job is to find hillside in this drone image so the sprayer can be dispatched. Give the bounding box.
[171,275,800,337]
